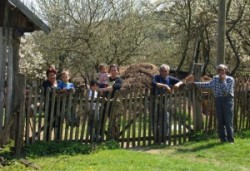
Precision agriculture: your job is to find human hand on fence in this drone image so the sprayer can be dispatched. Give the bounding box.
[61,88,67,92]
[172,84,180,91]
[165,85,172,93]
[187,81,196,87]
[183,74,194,83]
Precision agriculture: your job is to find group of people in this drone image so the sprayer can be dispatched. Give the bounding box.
[42,63,123,97]
[42,63,235,144]
[42,68,75,94]
[152,63,235,144]
[42,64,123,140]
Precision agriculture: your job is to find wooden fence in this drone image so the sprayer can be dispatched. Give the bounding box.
[21,82,250,148]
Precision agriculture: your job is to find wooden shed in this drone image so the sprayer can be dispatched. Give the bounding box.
[0,0,50,149]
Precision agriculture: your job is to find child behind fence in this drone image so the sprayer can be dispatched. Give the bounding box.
[97,63,109,88]
[88,80,100,140]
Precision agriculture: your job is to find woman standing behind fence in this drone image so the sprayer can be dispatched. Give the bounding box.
[193,64,235,143]
[42,67,58,90]
[98,64,123,138]
[42,67,60,141]
[98,64,123,98]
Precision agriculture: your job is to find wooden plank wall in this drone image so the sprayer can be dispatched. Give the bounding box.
[0,28,14,145]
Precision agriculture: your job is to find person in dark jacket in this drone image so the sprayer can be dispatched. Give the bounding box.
[42,67,60,141]
[42,67,58,91]
[152,64,184,144]
[98,64,123,98]
[98,64,123,139]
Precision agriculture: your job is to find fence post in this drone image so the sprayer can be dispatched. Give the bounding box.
[193,63,203,131]
[14,73,26,157]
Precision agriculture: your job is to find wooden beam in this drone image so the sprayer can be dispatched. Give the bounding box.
[5,28,14,125]
[0,0,9,27]
[14,73,26,157]
[0,27,6,134]
[9,0,50,34]
[0,0,7,26]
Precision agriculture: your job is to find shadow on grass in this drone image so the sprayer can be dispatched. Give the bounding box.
[176,142,223,153]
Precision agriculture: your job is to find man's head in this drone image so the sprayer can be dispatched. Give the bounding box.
[159,64,170,78]
[216,64,228,74]
[216,64,228,72]
[216,64,228,80]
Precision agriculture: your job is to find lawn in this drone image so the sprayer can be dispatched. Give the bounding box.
[1,131,250,171]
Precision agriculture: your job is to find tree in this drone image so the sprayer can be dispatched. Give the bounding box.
[20,0,250,79]
[26,0,149,81]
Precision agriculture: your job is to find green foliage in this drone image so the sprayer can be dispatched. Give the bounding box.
[189,130,217,142]
[24,140,120,158]
[20,0,250,80]
[235,129,250,138]
[190,129,250,142]
[24,141,91,157]
[0,140,15,160]
[97,139,120,151]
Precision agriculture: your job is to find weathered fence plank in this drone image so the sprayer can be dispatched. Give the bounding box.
[142,89,148,146]
[31,87,38,143]
[137,89,143,146]
[14,73,26,156]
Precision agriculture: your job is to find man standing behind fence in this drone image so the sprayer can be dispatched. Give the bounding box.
[152,64,184,144]
[193,64,235,143]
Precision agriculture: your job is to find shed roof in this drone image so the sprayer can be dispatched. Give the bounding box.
[9,0,50,34]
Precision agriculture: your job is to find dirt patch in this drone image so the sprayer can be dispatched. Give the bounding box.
[129,146,175,155]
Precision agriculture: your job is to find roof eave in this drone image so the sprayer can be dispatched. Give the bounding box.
[9,0,50,34]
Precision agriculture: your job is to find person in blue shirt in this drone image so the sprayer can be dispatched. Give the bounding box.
[152,64,184,95]
[194,64,235,143]
[152,64,184,144]
[58,70,75,93]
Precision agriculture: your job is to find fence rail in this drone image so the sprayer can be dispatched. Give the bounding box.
[22,82,250,148]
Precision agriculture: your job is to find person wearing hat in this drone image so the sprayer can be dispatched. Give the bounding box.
[193,64,235,143]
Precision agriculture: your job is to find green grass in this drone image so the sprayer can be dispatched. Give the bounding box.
[1,131,250,171]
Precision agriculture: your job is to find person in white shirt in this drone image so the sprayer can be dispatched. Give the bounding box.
[88,80,100,140]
